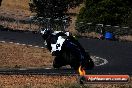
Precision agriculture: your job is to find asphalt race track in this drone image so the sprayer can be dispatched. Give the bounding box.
[0,29,132,75]
[0,30,45,47]
[79,38,132,75]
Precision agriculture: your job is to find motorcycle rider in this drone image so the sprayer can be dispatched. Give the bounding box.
[40,28,94,70]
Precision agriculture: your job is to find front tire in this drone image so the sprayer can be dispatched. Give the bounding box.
[70,63,80,70]
[53,56,62,69]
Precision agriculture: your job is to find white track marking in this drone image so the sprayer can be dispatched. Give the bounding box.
[1,41,6,43]
[40,47,45,49]
[19,68,27,70]
[9,42,13,44]
[15,43,20,45]
[34,46,39,48]
[21,44,26,46]
[0,41,46,49]
[28,45,33,47]
[45,68,52,69]
[19,67,52,70]
[91,56,108,66]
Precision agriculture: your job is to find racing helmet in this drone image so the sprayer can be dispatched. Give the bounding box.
[40,28,53,40]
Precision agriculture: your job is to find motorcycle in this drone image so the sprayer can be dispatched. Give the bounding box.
[40,28,94,70]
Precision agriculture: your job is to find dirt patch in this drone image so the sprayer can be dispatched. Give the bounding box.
[0,75,77,88]
[1,0,29,8]
[0,42,53,68]
[0,75,131,88]
[0,0,35,30]
[119,35,132,42]
[0,0,31,17]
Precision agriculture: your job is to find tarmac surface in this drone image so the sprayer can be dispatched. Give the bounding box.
[0,29,132,75]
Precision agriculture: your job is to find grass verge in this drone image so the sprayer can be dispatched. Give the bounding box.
[0,42,53,68]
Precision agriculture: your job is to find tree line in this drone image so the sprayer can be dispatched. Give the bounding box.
[77,0,132,27]
[29,0,83,19]
[1,0,132,35]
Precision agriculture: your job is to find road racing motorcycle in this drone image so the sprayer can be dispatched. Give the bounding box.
[40,28,94,70]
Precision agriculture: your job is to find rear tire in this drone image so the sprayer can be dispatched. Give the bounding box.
[84,53,94,70]
[70,63,80,70]
[86,59,94,70]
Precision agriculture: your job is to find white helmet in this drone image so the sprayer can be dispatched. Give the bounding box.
[40,28,53,40]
